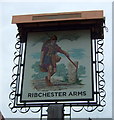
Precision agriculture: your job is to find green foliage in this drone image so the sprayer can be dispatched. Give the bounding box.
[63,73,69,82]
[55,64,67,76]
[77,65,86,77]
[76,65,86,85]
[31,61,47,80]
[55,64,68,81]
[31,60,86,85]
[76,79,84,85]
[31,61,40,72]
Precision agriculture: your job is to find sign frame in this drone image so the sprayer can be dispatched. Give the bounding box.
[20,29,94,103]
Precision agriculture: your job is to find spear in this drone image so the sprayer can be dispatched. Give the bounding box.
[67,56,78,72]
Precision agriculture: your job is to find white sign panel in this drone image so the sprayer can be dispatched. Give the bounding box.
[21,29,93,102]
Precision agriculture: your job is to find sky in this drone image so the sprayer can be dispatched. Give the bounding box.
[0,0,113,119]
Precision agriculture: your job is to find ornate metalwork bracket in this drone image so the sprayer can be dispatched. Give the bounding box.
[9,28,106,119]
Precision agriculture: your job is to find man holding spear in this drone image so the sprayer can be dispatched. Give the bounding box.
[40,35,78,86]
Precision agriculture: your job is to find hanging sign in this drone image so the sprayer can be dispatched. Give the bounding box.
[21,29,93,102]
[10,10,105,109]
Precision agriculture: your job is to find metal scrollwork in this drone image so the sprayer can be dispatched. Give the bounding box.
[9,32,23,113]
[72,106,84,112]
[30,107,42,113]
[84,106,98,112]
[9,32,106,116]
[18,107,30,113]
[9,32,43,114]
[96,39,106,112]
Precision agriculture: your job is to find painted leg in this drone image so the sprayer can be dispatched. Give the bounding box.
[45,65,53,86]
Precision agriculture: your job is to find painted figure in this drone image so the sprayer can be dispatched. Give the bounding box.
[40,35,69,86]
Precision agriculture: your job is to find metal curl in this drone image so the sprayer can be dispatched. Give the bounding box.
[9,91,16,100]
[72,106,84,112]
[97,39,104,46]
[12,65,19,75]
[30,107,42,113]
[15,40,21,50]
[99,72,105,80]
[97,105,105,112]
[103,25,108,32]
[99,89,106,98]
[84,106,98,112]
[18,107,30,113]
[98,71,105,82]
[10,80,16,90]
[16,33,20,38]
[13,54,22,65]
[10,74,20,92]
[97,40,104,54]
[8,103,17,113]
[12,74,18,81]
[104,26,108,32]
[100,98,106,107]
[14,51,19,56]
[99,80,105,89]
[98,66,104,73]
[96,38,106,112]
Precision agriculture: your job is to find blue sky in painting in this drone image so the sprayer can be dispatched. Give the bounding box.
[31,52,41,59]
[31,48,85,60]
[68,48,85,59]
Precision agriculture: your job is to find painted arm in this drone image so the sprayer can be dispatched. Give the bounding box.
[56,44,69,57]
[62,50,69,57]
[57,45,78,69]
[58,48,69,58]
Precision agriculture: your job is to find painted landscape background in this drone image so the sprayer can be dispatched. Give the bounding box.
[22,29,93,100]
